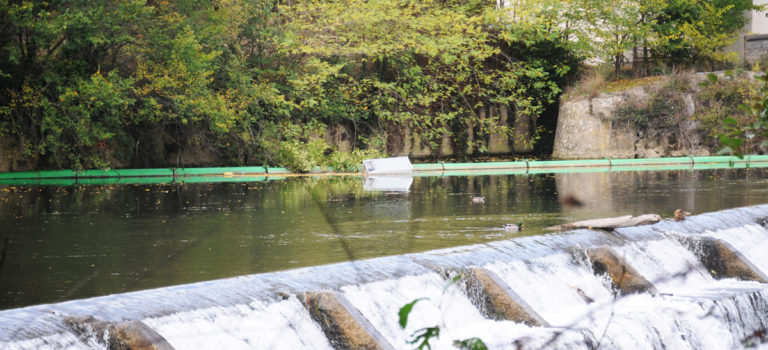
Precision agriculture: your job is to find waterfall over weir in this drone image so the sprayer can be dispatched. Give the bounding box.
[3,205,768,349]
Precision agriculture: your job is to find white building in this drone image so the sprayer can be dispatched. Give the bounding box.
[737,0,768,63]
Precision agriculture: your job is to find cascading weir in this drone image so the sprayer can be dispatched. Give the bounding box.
[3,205,768,349]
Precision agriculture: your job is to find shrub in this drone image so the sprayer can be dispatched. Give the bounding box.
[695,71,764,152]
[327,148,385,172]
[563,68,607,100]
[613,79,687,135]
[277,138,328,173]
[276,137,386,173]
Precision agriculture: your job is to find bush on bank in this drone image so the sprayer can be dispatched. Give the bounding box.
[0,0,754,171]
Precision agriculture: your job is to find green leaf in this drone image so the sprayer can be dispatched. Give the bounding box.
[399,298,427,329]
[707,73,718,84]
[718,134,744,149]
[409,326,440,350]
[723,117,738,126]
[737,103,753,113]
[453,337,488,350]
[442,274,463,292]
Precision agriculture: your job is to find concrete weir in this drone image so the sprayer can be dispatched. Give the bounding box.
[462,267,549,326]
[303,291,395,350]
[587,247,658,295]
[2,204,768,349]
[64,317,173,350]
[697,238,768,283]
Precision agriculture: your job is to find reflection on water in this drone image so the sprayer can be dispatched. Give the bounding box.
[0,168,766,309]
[362,175,413,192]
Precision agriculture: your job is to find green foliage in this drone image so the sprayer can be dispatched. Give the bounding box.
[560,0,757,75]
[276,139,328,173]
[0,0,578,171]
[0,0,581,170]
[273,135,385,173]
[409,326,441,350]
[327,148,385,173]
[399,298,427,329]
[398,273,488,350]
[453,338,489,350]
[696,71,765,155]
[614,80,687,135]
[708,72,768,156]
[49,70,136,169]
[1,0,750,170]
[282,0,579,155]
[398,298,441,350]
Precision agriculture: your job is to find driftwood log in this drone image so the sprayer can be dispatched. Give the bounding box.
[546,214,661,231]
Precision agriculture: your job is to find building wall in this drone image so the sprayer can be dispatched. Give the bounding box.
[745,34,768,63]
[750,0,768,34]
[736,0,768,63]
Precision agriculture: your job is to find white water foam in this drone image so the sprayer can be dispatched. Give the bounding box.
[705,287,768,342]
[484,240,768,349]
[341,272,590,350]
[613,239,714,292]
[142,296,332,350]
[481,250,735,349]
[5,208,768,349]
[2,332,103,350]
[704,224,768,276]
[484,253,614,327]
[588,293,739,349]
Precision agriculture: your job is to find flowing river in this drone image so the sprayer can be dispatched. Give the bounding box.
[0,168,766,311]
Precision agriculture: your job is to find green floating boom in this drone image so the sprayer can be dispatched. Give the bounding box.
[441,161,528,170]
[181,176,267,183]
[39,170,78,179]
[528,166,610,174]
[691,156,742,165]
[412,163,445,172]
[76,177,175,185]
[0,171,42,180]
[747,155,768,163]
[179,167,267,176]
[114,168,174,177]
[610,164,692,172]
[1,155,767,185]
[528,159,610,168]
[266,167,291,174]
[77,169,122,178]
[609,157,692,166]
[419,169,528,177]
[0,178,74,186]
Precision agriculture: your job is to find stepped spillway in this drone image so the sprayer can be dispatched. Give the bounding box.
[2,205,768,349]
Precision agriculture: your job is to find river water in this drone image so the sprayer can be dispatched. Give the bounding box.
[0,168,766,310]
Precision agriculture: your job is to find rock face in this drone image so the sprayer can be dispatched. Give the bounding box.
[552,87,710,159]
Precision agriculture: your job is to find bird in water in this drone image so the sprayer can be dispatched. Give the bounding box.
[674,209,691,221]
[503,223,523,232]
[470,196,485,204]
